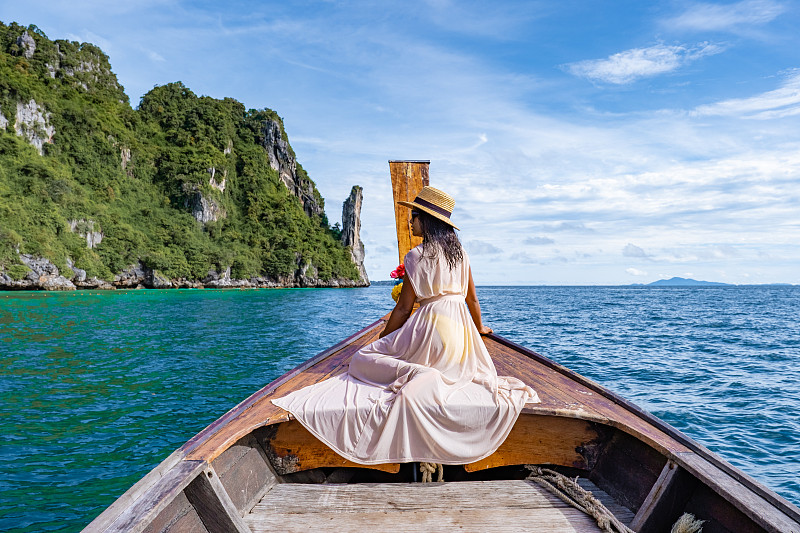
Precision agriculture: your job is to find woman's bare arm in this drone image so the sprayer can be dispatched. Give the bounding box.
[466,267,493,335]
[380,275,417,338]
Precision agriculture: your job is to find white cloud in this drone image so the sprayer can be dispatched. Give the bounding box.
[666,0,785,32]
[466,240,503,255]
[146,50,166,62]
[565,42,724,84]
[510,251,538,264]
[626,267,648,276]
[523,236,554,245]
[623,243,649,258]
[693,71,800,119]
[527,222,594,233]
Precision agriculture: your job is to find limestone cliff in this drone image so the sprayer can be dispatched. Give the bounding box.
[341,186,369,285]
[261,119,323,217]
[0,99,55,155]
[0,22,365,291]
[182,182,226,224]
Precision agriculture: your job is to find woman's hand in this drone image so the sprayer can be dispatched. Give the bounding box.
[477,325,493,336]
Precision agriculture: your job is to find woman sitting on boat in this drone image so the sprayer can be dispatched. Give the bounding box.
[273,186,539,465]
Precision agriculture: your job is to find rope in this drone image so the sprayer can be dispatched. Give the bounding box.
[525,465,634,533]
[670,513,705,533]
[419,462,444,483]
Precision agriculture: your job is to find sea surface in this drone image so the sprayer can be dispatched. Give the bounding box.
[1,285,798,531]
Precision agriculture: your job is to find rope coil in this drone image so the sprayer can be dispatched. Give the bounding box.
[525,465,634,533]
[524,466,704,533]
[419,462,444,483]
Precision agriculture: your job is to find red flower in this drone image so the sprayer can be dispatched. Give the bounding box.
[390,263,405,279]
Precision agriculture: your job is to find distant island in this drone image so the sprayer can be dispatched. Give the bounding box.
[646,277,731,287]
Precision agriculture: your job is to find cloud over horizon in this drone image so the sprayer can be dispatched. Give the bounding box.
[693,71,800,119]
[565,42,724,84]
[664,0,785,32]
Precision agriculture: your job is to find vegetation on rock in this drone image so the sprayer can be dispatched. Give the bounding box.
[0,21,360,287]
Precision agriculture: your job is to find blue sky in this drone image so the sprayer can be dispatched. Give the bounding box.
[3,1,800,284]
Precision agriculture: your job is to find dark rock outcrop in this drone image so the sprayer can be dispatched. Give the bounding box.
[113,263,147,288]
[341,186,369,285]
[0,255,76,290]
[0,254,367,290]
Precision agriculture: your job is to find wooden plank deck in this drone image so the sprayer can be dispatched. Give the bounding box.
[245,479,634,532]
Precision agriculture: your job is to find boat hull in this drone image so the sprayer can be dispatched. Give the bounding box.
[84,316,800,533]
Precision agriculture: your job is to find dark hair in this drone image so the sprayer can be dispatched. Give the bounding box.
[418,211,463,270]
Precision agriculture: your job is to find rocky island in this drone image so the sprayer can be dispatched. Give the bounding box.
[0,22,368,290]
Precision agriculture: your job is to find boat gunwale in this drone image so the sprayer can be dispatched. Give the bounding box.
[487,332,800,523]
[83,456,206,532]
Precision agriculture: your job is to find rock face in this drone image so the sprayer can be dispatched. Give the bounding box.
[208,167,226,192]
[120,147,132,176]
[182,183,225,224]
[0,254,119,290]
[14,99,55,155]
[16,31,36,59]
[4,255,76,290]
[68,219,103,249]
[341,186,369,285]
[261,119,323,217]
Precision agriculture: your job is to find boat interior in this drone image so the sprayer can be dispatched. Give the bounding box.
[87,317,800,533]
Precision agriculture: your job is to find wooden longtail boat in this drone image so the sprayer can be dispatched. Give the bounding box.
[85,161,800,533]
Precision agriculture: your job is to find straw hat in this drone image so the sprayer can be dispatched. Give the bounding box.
[398,186,459,230]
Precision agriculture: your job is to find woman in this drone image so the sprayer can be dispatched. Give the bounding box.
[272,186,538,465]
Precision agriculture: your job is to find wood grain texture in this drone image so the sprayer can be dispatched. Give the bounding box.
[630,460,679,530]
[487,334,800,526]
[212,434,277,516]
[590,429,667,513]
[157,508,208,533]
[576,478,635,526]
[264,419,400,474]
[389,160,428,264]
[245,479,613,532]
[168,321,797,532]
[676,451,800,533]
[486,338,692,457]
[633,461,697,533]
[464,414,602,472]
[91,460,205,533]
[141,492,206,533]
[184,468,250,533]
[83,450,187,532]
[247,509,601,533]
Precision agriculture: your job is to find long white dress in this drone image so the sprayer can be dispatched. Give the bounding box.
[271,245,539,465]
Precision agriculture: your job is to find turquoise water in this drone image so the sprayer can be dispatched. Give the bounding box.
[1,286,798,531]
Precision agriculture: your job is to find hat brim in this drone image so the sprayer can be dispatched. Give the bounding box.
[398,200,460,230]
